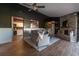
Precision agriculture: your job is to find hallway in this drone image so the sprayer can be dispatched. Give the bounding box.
[0,36,79,56]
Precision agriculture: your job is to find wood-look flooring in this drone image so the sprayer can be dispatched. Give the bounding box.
[0,35,79,56]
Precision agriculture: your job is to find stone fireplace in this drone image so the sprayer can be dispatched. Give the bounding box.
[58,12,77,42]
[58,28,70,40]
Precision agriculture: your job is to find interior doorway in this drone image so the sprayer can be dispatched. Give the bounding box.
[46,21,55,36]
[12,16,24,36]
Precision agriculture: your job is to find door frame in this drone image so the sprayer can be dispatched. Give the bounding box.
[11,16,24,36]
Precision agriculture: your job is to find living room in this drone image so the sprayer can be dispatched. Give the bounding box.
[0,3,79,56]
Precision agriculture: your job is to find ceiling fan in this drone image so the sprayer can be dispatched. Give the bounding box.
[23,3,45,11]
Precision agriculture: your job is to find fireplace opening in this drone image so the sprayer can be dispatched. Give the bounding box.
[64,30,68,35]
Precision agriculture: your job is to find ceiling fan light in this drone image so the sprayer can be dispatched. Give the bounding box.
[33,6,38,11]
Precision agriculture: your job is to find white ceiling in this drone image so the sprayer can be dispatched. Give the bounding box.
[21,3,79,17]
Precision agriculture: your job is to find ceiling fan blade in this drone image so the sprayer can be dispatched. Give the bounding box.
[37,6,45,8]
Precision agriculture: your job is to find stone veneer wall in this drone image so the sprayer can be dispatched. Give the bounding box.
[58,13,77,42]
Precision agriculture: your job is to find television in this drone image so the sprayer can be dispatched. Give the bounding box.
[62,20,68,27]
